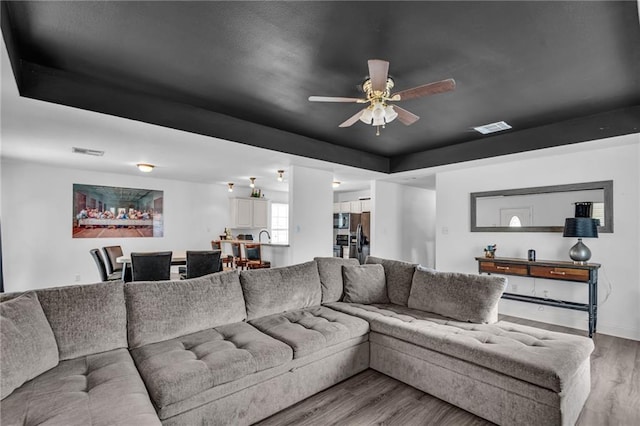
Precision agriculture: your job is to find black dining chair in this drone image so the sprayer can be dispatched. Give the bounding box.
[102,245,123,280]
[181,250,222,279]
[90,249,120,282]
[130,251,172,281]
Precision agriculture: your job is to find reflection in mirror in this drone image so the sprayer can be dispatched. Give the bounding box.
[470,181,613,233]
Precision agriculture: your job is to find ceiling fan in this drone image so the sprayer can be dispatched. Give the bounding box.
[309,59,455,135]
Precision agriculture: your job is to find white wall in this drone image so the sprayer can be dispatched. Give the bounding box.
[435,134,640,340]
[288,165,333,264]
[334,189,370,203]
[1,159,230,291]
[370,181,402,259]
[399,186,436,267]
[370,182,436,266]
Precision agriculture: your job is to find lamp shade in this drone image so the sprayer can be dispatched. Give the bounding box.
[563,218,598,238]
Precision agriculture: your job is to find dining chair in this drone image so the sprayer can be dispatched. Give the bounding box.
[211,240,233,268]
[130,251,172,281]
[181,250,222,279]
[102,245,123,279]
[244,243,271,269]
[230,242,247,270]
[90,249,120,282]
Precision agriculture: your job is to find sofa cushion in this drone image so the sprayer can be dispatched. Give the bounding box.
[1,292,59,400]
[125,271,246,348]
[326,302,594,393]
[0,348,160,425]
[26,282,128,360]
[342,264,389,304]
[131,322,293,408]
[365,256,417,306]
[314,257,359,303]
[408,268,507,323]
[249,306,369,359]
[240,261,322,320]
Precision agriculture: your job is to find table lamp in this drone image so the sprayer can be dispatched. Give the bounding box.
[563,218,599,264]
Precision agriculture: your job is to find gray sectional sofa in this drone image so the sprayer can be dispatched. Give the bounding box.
[0,256,594,425]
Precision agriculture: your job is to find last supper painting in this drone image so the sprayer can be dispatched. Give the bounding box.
[72,184,164,238]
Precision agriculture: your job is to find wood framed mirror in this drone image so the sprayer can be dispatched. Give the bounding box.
[470,180,613,233]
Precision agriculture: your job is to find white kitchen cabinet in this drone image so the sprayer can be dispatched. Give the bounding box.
[333,203,341,214]
[252,199,269,228]
[340,202,351,213]
[350,201,362,213]
[360,199,371,212]
[230,198,270,228]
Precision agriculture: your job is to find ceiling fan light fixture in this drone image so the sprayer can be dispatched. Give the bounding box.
[384,104,398,122]
[249,177,256,188]
[359,108,373,124]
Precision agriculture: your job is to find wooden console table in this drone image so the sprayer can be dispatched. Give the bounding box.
[475,257,600,337]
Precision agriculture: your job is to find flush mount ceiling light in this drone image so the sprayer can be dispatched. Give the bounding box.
[332,181,341,189]
[309,59,455,136]
[227,183,234,192]
[277,170,285,182]
[249,177,256,188]
[136,163,154,172]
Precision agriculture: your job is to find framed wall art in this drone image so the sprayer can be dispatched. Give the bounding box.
[72,184,164,238]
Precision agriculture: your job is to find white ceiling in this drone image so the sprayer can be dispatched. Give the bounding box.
[1,42,399,194]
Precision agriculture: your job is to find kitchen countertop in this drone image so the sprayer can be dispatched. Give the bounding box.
[260,243,289,247]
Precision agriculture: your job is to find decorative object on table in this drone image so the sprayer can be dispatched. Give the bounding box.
[563,217,599,264]
[250,188,262,198]
[72,184,163,238]
[483,244,497,258]
[527,249,536,262]
[225,228,233,240]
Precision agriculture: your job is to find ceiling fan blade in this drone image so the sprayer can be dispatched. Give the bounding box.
[338,109,367,127]
[308,96,366,103]
[394,106,420,125]
[393,78,456,101]
[368,59,390,93]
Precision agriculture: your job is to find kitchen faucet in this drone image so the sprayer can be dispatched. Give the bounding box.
[259,229,271,244]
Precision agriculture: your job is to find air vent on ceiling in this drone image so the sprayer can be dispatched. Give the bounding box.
[473,121,512,135]
[72,147,104,156]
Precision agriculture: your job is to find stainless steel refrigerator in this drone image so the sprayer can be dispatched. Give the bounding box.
[349,212,370,264]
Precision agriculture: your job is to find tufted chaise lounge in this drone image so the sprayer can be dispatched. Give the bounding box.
[0,256,593,425]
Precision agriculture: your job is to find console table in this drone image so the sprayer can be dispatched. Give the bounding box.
[475,257,600,337]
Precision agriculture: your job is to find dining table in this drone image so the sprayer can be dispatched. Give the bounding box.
[116,250,187,266]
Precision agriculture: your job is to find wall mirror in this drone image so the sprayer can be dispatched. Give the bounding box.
[470,181,613,233]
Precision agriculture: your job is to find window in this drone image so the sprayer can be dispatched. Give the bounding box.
[270,203,289,244]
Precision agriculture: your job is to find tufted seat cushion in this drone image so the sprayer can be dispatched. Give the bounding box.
[249,306,370,359]
[0,348,160,426]
[131,322,293,408]
[326,302,593,393]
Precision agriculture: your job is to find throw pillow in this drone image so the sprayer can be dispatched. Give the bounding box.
[408,268,507,324]
[1,292,59,399]
[365,256,417,306]
[342,264,389,304]
[314,257,360,303]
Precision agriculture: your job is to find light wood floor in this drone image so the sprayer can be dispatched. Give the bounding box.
[256,315,640,426]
